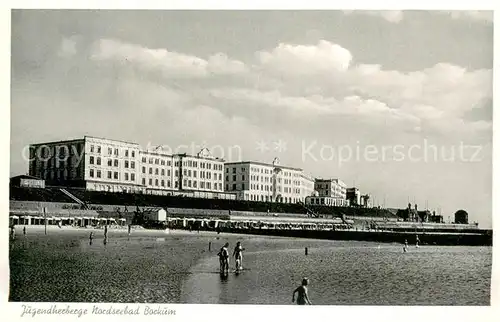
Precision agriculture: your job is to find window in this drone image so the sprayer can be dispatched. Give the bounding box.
[242,168,246,172]
[188,180,191,187]
[108,171,112,179]
[155,179,159,186]
[114,172,118,179]
[193,170,197,178]
[242,183,245,190]
[161,180,165,187]
[232,184,236,190]
[142,166,146,174]
[232,168,236,173]
[167,170,171,176]
[97,170,101,178]
[142,178,146,185]
[97,146,101,154]
[161,160,165,166]
[97,157,101,165]
[108,147,112,155]
[142,157,146,163]
[114,159,118,167]
[131,161,135,169]
[226,168,229,173]
[226,176,229,181]
[155,158,159,165]
[114,148,118,156]
[125,150,129,157]
[193,181,197,188]
[242,175,245,181]
[200,182,205,189]
[125,173,129,181]
[219,174,222,181]
[149,179,153,185]
[90,145,94,153]
[161,169,165,176]
[188,170,192,176]
[175,170,178,177]
[218,183,222,190]
[131,173,135,181]
[233,175,236,181]
[149,168,152,174]
[89,156,94,164]
[132,151,135,157]
[225,184,229,190]
[207,182,211,189]
[167,181,171,187]
[125,161,129,168]
[155,168,159,175]
[90,169,94,177]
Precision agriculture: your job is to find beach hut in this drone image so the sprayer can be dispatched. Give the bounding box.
[9,215,19,226]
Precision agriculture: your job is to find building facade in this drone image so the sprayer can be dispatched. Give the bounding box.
[305,196,350,207]
[29,136,143,193]
[224,161,304,203]
[300,173,316,201]
[315,178,347,199]
[346,187,361,206]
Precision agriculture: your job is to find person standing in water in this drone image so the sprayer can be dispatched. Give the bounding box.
[292,278,312,305]
[217,242,230,274]
[233,241,245,271]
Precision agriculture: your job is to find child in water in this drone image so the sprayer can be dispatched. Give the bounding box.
[233,241,245,271]
[217,242,230,274]
[292,278,312,305]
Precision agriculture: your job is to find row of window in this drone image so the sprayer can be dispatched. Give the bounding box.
[89,157,137,169]
[90,145,136,158]
[141,157,224,170]
[141,177,224,191]
[89,169,136,181]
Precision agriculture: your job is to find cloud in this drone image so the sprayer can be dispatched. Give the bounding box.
[256,40,352,76]
[440,10,493,23]
[343,10,404,23]
[89,38,247,79]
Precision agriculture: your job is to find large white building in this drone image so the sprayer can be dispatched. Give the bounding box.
[224,160,315,203]
[29,136,143,193]
[28,136,233,198]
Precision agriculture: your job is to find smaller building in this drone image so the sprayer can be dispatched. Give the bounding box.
[10,175,45,188]
[346,187,361,206]
[143,207,167,222]
[305,196,350,207]
[454,210,469,224]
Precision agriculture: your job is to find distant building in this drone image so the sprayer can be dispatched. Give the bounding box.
[454,210,469,224]
[10,175,45,188]
[305,196,350,207]
[224,160,304,203]
[346,187,361,206]
[314,178,347,199]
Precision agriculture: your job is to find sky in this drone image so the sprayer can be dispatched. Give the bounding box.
[10,10,493,227]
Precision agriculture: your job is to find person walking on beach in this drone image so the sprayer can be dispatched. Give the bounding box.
[292,278,312,305]
[10,225,15,241]
[128,224,131,236]
[217,242,230,274]
[23,226,26,236]
[104,224,108,240]
[233,241,245,271]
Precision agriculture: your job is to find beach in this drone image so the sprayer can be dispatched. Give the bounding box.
[9,227,492,305]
